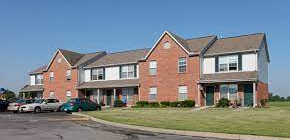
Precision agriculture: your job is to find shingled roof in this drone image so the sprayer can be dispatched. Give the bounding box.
[169,32,217,54]
[58,49,85,66]
[29,65,47,74]
[204,33,265,56]
[85,48,149,68]
[20,85,44,92]
[199,71,258,83]
[77,79,139,89]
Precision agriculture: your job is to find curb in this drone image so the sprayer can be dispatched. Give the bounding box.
[72,113,290,140]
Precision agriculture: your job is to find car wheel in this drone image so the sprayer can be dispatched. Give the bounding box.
[57,106,62,112]
[34,107,41,114]
[77,107,82,112]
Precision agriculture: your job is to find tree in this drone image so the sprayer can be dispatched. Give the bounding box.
[4,90,16,100]
[287,96,290,101]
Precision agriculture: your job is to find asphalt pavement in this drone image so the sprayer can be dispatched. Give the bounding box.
[0,111,229,140]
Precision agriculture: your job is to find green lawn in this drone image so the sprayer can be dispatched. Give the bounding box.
[83,102,290,138]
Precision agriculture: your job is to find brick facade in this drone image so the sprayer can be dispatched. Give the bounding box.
[139,34,201,103]
[257,81,269,101]
[43,52,79,102]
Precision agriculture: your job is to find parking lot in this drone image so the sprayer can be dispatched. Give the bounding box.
[0,111,228,140]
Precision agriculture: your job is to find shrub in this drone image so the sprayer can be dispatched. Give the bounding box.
[181,100,195,107]
[160,101,170,107]
[136,101,149,108]
[169,101,182,107]
[260,99,268,107]
[216,98,230,108]
[114,99,124,107]
[148,102,160,108]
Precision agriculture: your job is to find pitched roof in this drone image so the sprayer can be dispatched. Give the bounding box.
[85,48,149,68]
[73,51,106,67]
[169,32,217,54]
[29,65,47,74]
[199,71,258,83]
[20,85,44,92]
[77,79,139,89]
[204,33,265,56]
[59,49,85,66]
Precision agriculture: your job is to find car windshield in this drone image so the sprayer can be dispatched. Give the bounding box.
[15,99,26,103]
[34,99,44,103]
[69,98,79,103]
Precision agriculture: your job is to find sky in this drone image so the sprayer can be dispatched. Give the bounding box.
[0,0,289,97]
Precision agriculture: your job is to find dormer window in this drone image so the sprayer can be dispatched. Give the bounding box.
[163,41,171,49]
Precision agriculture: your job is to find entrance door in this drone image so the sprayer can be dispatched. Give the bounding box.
[206,86,214,106]
[244,84,253,106]
[106,90,112,106]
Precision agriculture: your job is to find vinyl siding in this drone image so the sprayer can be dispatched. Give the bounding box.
[258,41,269,84]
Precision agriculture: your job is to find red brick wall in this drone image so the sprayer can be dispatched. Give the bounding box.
[139,34,200,102]
[257,81,269,100]
[43,52,79,102]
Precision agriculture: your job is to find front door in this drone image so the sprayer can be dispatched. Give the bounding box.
[206,86,214,106]
[106,90,112,106]
[244,84,253,106]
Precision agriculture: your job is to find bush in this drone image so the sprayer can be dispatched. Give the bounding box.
[169,101,182,107]
[114,99,124,107]
[136,101,149,108]
[160,101,170,107]
[148,102,160,108]
[181,100,195,107]
[216,98,230,108]
[260,99,268,107]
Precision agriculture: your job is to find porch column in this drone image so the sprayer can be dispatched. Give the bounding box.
[197,84,201,107]
[97,89,100,104]
[113,88,116,102]
[253,83,257,107]
[22,92,26,99]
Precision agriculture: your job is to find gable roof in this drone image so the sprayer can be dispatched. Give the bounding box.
[85,48,149,68]
[143,31,217,60]
[204,33,265,56]
[45,49,105,71]
[29,65,47,75]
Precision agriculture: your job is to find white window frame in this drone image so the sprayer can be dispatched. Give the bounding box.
[35,74,43,85]
[57,57,62,63]
[178,86,187,101]
[121,65,135,79]
[149,61,157,75]
[178,57,187,73]
[66,91,72,101]
[49,91,55,98]
[122,88,134,102]
[92,68,104,81]
[149,87,157,101]
[66,70,71,81]
[49,72,54,82]
[219,84,238,100]
[218,55,238,72]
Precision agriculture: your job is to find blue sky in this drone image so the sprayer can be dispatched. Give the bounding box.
[0,0,289,97]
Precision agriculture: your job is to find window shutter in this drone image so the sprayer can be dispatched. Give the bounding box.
[103,68,106,80]
[238,54,242,71]
[215,57,219,72]
[119,66,122,79]
[134,65,137,77]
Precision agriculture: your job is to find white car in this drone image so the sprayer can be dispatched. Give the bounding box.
[7,99,34,113]
[20,99,63,113]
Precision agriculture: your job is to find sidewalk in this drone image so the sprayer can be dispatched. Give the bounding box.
[73,113,290,140]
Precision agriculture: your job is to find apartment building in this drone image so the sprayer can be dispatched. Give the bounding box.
[20,31,269,107]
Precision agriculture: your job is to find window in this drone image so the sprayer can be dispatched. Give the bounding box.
[49,91,55,98]
[149,87,157,101]
[121,65,135,79]
[178,57,187,73]
[57,57,62,63]
[179,86,187,101]
[149,61,157,75]
[122,88,135,102]
[66,70,71,81]
[219,84,238,100]
[35,74,43,85]
[49,72,54,82]
[92,68,104,80]
[66,91,71,102]
[219,55,238,72]
[164,41,171,49]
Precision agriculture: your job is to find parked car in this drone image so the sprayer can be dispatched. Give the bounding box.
[19,99,63,113]
[0,100,10,111]
[7,99,34,113]
[61,98,101,113]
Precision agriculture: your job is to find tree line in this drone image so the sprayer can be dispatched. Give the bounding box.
[269,93,290,102]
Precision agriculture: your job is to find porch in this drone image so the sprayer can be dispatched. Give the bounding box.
[19,85,44,99]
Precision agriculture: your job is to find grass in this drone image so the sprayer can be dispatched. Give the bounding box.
[82,102,290,138]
